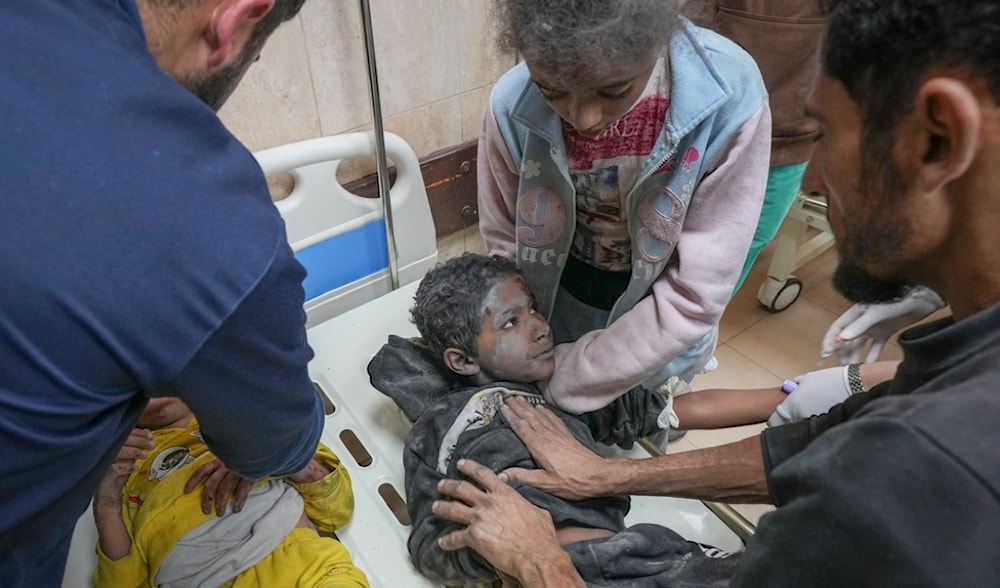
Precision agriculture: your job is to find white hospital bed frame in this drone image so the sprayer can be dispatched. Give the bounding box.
[255,132,438,328]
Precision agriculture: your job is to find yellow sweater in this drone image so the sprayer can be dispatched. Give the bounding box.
[93,419,368,587]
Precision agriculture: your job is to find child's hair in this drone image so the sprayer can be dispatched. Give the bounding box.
[492,0,682,85]
[411,254,521,359]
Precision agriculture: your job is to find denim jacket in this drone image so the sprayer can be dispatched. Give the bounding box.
[478,19,771,411]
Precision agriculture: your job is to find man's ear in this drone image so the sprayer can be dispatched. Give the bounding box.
[913,77,982,193]
[206,0,275,68]
[443,347,482,377]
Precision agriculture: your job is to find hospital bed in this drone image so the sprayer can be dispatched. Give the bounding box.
[255,132,438,328]
[61,133,752,587]
[304,280,751,586]
[756,192,834,312]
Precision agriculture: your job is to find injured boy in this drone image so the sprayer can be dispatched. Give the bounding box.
[92,397,370,587]
[368,254,758,585]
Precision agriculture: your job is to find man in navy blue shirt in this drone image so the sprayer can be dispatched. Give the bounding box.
[0,1,325,584]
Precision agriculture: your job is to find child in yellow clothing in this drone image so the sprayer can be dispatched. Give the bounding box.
[93,397,369,587]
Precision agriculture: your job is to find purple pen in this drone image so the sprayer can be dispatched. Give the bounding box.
[781,380,799,394]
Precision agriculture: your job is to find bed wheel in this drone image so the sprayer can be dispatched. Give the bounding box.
[757,276,803,313]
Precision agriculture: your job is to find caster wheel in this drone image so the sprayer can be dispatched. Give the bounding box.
[757,276,803,313]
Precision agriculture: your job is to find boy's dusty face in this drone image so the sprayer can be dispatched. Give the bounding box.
[474,275,555,384]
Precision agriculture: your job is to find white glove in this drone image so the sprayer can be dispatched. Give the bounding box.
[767,366,852,427]
[821,286,945,364]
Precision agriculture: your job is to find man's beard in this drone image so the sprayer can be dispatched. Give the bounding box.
[832,258,912,304]
[829,140,918,304]
[181,36,263,111]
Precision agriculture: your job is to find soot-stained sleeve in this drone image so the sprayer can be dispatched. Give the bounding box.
[760,381,892,502]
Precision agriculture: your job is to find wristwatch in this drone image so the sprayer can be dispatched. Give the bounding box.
[846,363,867,395]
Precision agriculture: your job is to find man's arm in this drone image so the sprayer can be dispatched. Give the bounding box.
[501,396,771,503]
[168,244,324,480]
[734,417,1000,587]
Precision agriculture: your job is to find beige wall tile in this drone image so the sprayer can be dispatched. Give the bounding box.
[332,96,464,183]
[219,1,509,157]
[219,16,321,152]
[459,84,494,143]
[732,503,775,527]
[300,0,374,134]
[453,0,515,89]
[368,0,463,116]
[384,96,464,158]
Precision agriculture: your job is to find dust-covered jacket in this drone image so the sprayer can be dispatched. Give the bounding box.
[368,335,666,584]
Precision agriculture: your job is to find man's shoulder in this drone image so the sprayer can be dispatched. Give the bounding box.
[876,376,1000,487]
[769,385,1000,532]
[746,397,1000,586]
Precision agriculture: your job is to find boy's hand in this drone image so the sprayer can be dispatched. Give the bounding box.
[287,458,330,484]
[94,428,154,508]
[184,459,255,516]
[499,396,606,501]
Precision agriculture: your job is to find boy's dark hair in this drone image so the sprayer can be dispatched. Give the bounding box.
[822,0,1000,190]
[411,254,521,359]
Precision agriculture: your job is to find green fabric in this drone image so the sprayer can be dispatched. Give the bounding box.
[733,162,809,295]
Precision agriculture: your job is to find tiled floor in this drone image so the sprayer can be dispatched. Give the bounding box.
[434,224,887,526]
[676,241,851,524]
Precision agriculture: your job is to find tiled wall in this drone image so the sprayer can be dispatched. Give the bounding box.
[219,0,514,181]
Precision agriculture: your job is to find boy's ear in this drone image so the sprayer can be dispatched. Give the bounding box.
[443,347,481,377]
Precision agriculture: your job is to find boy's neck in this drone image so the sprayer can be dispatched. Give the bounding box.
[467,372,494,387]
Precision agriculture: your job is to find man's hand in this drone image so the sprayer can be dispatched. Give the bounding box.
[821,286,945,364]
[184,459,255,516]
[767,366,852,426]
[434,459,584,587]
[499,396,607,501]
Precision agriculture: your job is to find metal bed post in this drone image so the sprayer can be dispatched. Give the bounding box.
[359,0,400,290]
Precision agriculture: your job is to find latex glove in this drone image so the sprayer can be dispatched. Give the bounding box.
[821,286,945,364]
[767,366,851,427]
